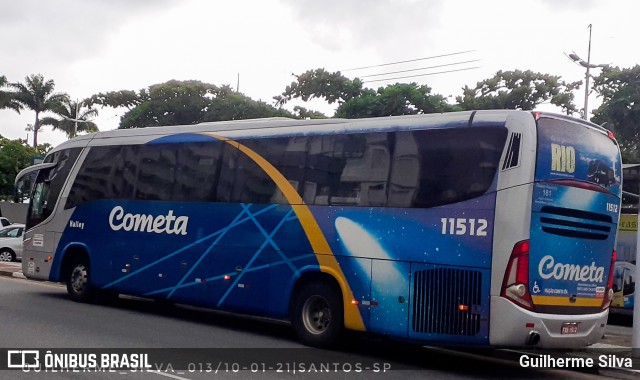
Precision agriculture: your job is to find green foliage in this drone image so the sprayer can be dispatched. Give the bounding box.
[90,80,295,128]
[203,92,293,122]
[11,74,69,147]
[292,106,327,119]
[455,70,580,114]
[336,83,454,118]
[40,98,99,139]
[84,90,141,110]
[275,69,454,118]
[275,69,366,106]
[591,66,640,163]
[0,137,48,199]
[0,75,21,112]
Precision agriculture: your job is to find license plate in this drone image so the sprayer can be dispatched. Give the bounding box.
[561,322,579,335]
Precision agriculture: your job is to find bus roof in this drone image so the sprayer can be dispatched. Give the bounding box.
[49,109,599,152]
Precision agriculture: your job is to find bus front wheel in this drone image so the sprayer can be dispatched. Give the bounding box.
[291,281,343,348]
[66,259,93,303]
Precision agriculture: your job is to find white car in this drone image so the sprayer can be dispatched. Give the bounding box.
[0,224,25,262]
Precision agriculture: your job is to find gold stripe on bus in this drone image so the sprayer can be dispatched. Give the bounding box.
[531,295,603,307]
[203,133,366,332]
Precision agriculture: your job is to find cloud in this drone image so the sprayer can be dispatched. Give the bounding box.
[284,0,446,67]
[0,0,181,81]
[538,0,599,11]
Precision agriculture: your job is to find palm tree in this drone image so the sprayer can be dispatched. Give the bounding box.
[11,74,68,147]
[0,75,21,112]
[41,98,99,139]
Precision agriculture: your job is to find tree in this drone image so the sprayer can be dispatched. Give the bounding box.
[291,106,326,119]
[275,69,366,107]
[455,70,580,114]
[87,80,294,128]
[591,65,640,163]
[11,74,69,147]
[275,69,453,118]
[203,91,293,122]
[0,75,21,112]
[40,98,99,139]
[0,137,48,199]
[336,83,454,118]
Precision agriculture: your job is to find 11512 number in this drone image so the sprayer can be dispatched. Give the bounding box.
[441,218,488,236]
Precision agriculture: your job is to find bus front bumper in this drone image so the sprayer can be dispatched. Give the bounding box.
[22,249,54,281]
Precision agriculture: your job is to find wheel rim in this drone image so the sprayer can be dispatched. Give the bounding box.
[301,295,332,335]
[70,265,88,294]
[0,252,12,262]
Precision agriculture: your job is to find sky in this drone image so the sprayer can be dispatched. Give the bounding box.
[1,0,637,147]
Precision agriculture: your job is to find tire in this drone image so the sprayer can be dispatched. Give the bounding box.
[66,258,93,303]
[0,249,15,262]
[291,281,344,348]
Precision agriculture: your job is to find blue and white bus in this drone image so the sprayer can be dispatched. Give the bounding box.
[15,110,621,348]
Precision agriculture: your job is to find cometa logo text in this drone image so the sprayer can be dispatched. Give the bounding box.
[108,206,188,235]
[538,255,604,282]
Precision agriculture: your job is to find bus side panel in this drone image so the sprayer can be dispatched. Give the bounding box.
[313,194,495,342]
[54,202,316,312]
[369,259,409,337]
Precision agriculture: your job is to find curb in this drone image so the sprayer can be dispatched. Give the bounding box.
[0,269,24,279]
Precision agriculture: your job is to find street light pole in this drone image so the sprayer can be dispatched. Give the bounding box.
[74,100,79,137]
[584,24,592,121]
[61,99,93,139]
[565,24,608,120]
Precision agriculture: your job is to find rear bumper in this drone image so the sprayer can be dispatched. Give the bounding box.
[490,296,608,348]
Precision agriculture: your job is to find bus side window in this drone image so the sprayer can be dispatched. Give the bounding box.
[135,145,177,201]
[233,142,280,204]
[242,137,297,205]
[66,146,132,209]
[331,133,390,207]
[173,141,222,202]
[412,127,506,208]
[306,136,339,206]
[216,144,240,203]
[623,269,635,296]
[117,146,138,200]
[388,132,419,208]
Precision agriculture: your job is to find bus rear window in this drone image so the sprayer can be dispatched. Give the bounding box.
[535,117,621,196]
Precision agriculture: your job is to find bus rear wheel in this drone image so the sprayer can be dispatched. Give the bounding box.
[291,281,343,348]
[66,259,93,303]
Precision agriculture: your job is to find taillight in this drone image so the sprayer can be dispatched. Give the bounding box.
[501,240,534,311]
[602,250,617,310]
